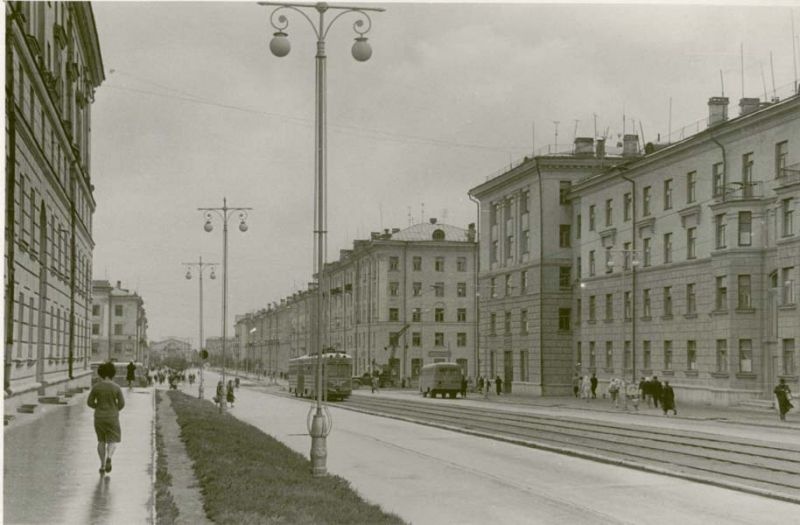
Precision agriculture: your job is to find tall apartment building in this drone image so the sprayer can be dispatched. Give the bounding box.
[572,94,799,405]
[91,281,148,363]
[5,2,104,397]
[204,336,240,368]
[469,137,630,395]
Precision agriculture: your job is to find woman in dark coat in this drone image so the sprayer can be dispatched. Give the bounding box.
[774,379,793,421]
[661,381,676,415]
[495,375,503,395]
[226,380,235,408]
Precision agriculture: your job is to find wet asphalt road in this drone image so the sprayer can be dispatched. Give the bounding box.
[4,387,155,525]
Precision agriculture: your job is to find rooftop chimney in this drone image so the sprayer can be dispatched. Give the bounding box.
[429,218,437,224]
[392,228,400,234]
[574,137,594,156]
[467,223,476,242]
[739,97,760,116]
[595,138,606,158]
[707,96,729,127]
[622,134,639,157]
[116,280,121,289]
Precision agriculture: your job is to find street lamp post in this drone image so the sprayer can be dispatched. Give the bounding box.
[262,0,383,476]
[199,198,251,413]
[184,256,218,399]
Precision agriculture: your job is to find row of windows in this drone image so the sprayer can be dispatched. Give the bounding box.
[14,290,91,360]
[91,304,125,317]
[388,332,469,348]
[389,281,470,297]
[581,141,790,233]
[580,338,796,376]
[388,255,469,272]
[388,307,469,323]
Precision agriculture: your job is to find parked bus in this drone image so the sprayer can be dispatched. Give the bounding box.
[419,362,463,398]
[288,353,353,401]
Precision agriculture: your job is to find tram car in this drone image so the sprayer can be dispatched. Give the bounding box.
[419,362,463,398]
[288,352,353,401]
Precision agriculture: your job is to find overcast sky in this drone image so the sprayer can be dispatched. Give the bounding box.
[90,1,800,343]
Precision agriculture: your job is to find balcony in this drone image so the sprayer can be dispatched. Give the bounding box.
[713,181,763,203]
[777,163,800,189]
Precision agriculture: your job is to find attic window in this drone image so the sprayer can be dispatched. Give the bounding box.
[432,229,445,240]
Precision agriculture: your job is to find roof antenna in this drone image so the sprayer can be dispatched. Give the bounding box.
[720,69,725,97]
[770,50,778,100]
[552,121,560,153]
[593,113,598,139]
[740,42,745,100]
[531,121,536,156]
[760,62,768,101]
[668,97,672,144]
[793,12,798,93]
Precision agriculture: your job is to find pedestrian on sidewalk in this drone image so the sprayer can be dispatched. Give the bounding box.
[87,362,126,476]
[477,376,485,394]
[774,378,793,421]
[661,381,677,415]
[590,373,598,399]
[608,377,620,408]
[572,374,580,398]
[126,361,136,389]
[580,375,591,402]
[215,381,224,407]
[495,375,503,395]
[484,377,491,399]
[651,376,662,409]
[461,376,468,398]
[626,379,639,411]
[226,380,236,408]
[371,375,379,394]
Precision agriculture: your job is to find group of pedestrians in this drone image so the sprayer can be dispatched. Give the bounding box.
[214,379,237,408]
[476,375,504,397]
[572,373,677,415]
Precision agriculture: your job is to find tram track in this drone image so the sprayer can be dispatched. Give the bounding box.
[332,394,800,504]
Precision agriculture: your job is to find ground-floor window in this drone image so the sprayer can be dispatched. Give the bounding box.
[520,350,529,381]
[784,339,795,376]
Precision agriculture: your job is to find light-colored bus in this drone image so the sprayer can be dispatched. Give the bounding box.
[419,362,463,399]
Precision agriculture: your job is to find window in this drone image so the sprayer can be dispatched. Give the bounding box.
[115,305,123,316]
[623,192,632,221]
[504,311,511,334]
[92,304,100,316]
[686,171,697,203]
[412,332,421,347]
[605,199,613,226]
[457,333,467,347]
[686,283,696,315]
[783,339,795,375]
[624,291,632,320]
[559,308,571,331]
[623,242,633,270]
[413,256,422,271]
[434,308,444,322]
[715,214,726,249]
[576,257,582,280]
[434,333,444,347]
[687,227,697,259]
[664,179,673,210]
[663,286,672,317]
[489,313,497,335]
[434,257,444,272]
[413,282,422,296]
[624,341,632,370]
[782,198,794,237]
[490,277,497,298]
[559,224,571,247]
[642,186,652,216]
[741,153,753,195]
[576,298,582,323]
[739,339,752,373]
[589,205,596,231]
[604,294,613,321]
[504,274,512,296]
[520,351,529,382]
[389,308,399,321]
[642,289,651,318]
[588,296,596,321]
[456,257,466,272]
[605,248,613,274]
[716,276,728,311]
[434,282,444,297]
[521,190,530,214]
[559,181,571,204]
[559,266,571,289]
[737,275,751,309]
[114,323,123,336]
[520,309,528,334]
[412,308,421,322]
[687,341,697,370]
[782,267,795,305]
[389,282,399,296]
[605,341,613,369]
[776,141,788,177]
[589,341,596,368]
[520,229,529,254]
[716,339,728,372]
[520,271,528,293]
[491,240,498,263]
[663,233,672,263]
[457,282,466,297]
[738,211,752,246]
[712,162,724,196]
[643,238,651,267]
[457,308,467,322]
[643,340,651,369]
[664,341,673,370]
[576,214,582,239]
[589,250,596,276]
[389,256,399,271]
[92,323,100,335]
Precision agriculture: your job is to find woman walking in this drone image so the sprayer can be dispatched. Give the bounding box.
[226,380,236,408]
[774,378,793,421]
[87,362,125,476]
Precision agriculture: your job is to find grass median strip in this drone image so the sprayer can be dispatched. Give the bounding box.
[167,390,406,525]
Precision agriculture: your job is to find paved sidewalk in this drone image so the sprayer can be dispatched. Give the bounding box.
[3,386,155,525]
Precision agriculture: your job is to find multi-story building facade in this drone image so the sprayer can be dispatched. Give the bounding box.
[5,2,104,399]
[150,337,192,365]
[204,336,240,368]
[91,280,148,363]
[320,220,478,383]
[469,138,630,395]
[572,94,799,405]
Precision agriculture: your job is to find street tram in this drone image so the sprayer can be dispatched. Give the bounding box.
[287,352,353,401]
[419,362,463,398]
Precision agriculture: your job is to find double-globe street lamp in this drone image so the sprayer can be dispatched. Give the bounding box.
[184,256,218,399]
[199,198,251,413]
[260,0,384,476]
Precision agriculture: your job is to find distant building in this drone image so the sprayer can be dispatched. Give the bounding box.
[5,2,104,396]
[150,337,192,364]
[205,336,239,368]
[91,281,149,364]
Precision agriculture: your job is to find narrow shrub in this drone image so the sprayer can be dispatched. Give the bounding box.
[155,391,180,524]
[168,390,405,525]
